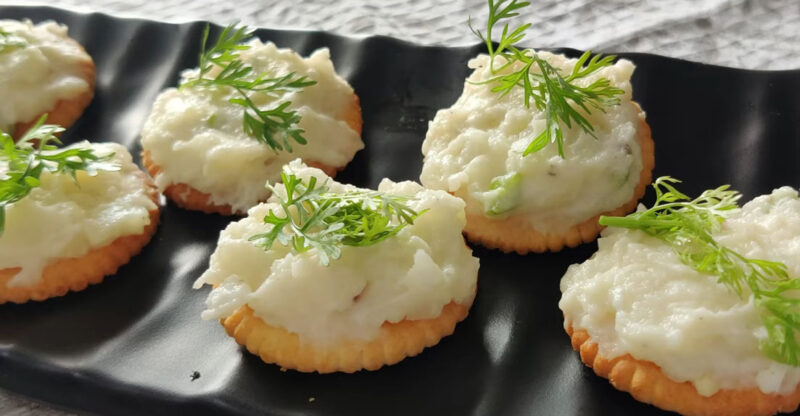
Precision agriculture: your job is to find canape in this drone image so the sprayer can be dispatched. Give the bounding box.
[0,19,95,138]
[194,159,479,373]
[0,121,159,303]
[560,179,800,416]
[141,25,363,215]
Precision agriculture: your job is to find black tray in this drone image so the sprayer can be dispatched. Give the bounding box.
[1,5,799,416]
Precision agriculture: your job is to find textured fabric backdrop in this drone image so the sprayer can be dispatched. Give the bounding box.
[6,0,800,69]
[1,0,799,414]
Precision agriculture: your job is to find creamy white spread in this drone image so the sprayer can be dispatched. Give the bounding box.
[195,159,479,345]
[141,40,364,213]
[560,187,800,396]
[0,142,158,287]
[0,20,92,131]
[420,52,644,234]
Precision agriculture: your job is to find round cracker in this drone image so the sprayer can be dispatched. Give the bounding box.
[221,297,473,373]
[142,92,362,216]
[12,39,96,138]
[0,172,160,304]
[463,106,655,254]
[567,325,800,416]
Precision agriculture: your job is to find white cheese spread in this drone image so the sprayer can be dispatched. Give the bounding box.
[0,20,92,131]
[420,51,644,234]
[0,142,158,287]
[140,40,364,213]
[195,159,479,345]
[560,187,800,396]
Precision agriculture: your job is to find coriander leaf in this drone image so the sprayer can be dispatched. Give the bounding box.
[249,171,426,266]
[0,115,119,236]
[181,23,317,153]
[232,97,307,152]
[469,0,623,158]
[599,176,800,366]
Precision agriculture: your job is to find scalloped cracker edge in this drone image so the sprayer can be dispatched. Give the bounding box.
[567,325,800,416]
[222,298,473,373]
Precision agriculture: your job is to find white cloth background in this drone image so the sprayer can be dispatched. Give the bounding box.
[7,0,800,69]
[1,0,799,414]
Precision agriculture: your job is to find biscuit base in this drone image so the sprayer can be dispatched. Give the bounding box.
[463,111,655,254]
[142,151,341,216]
[142,93,363,216]
[0,174,160,304]
[221,299,472,373]
[13,42,96,139]
[567,325,800,416]
[344,93,363,136]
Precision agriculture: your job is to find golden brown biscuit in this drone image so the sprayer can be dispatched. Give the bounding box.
[343,94,363,136]
[463,110,655,254]
[567,325,800,416]
[222,297,473,373]
[12,40,96,139]
[142,93,362,216]
[0,173,160,304]
[142,151,340,216]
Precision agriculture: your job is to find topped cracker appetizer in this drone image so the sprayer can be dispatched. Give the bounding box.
[0,19,95,138]
[0,117,159,304]
[420,0,654,253]
[141,24,364,215]
[561,177,800,416]
[194,159,479,373]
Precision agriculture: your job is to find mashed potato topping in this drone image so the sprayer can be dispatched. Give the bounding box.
[560,187,800,396]
[141,41,364,213]
[421,51,644,234]
[0,142,158,287]
[196,160,479,345]
[0,20,92,131]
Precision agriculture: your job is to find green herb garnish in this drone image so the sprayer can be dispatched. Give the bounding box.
[181,23,316,152]
[600,176,800,366]
[249,171,426,266]
[0,28,26,53]
[469,0,623,157]
[0,115,118,236]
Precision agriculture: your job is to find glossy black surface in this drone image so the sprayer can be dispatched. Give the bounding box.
[1,6,799,416]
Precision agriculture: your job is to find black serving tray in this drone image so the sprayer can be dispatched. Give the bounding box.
[1,5,799,416]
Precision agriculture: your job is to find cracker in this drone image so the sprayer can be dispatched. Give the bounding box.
[343,93,363,135]
[142,93,362,216]
[567,325,800,416]
[463,107,655,254]
[0,173,160,304]
[142,151,340,216]
[13,40,95,138]
[222,298,473,373]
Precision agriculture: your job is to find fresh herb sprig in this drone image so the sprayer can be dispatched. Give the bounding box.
[180,24,316,152]
[249,171,426,266]
[469,0,623,157]
[0,28,27,53]
[599,177,800,366]
[0,115,118,236]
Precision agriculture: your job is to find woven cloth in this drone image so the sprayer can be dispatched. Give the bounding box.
[1,0,799,414]
[7,0,800,69]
